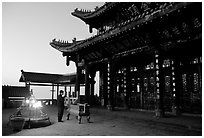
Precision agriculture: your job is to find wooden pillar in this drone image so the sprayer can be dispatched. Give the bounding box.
[69,86,71,97]
[75,55,81,103]
[99,64,108,107]
[137,65,144,109]
[124,66,131,109]
[90,70,96,106]
[172,58,182,115]
[154,51,165,117]
[64,86,67,96]
[107,60,115,110]
[57,84,59,99]
[51,84,55,104]
[85,65,90,104]
[74,86,76,97]
[99,70,104,106]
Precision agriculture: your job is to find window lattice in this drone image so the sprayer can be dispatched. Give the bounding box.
[150,77,155,86]
[165,76,171,92]
[194,73,199,92]
[143,78,148,90]
[163,59,171,67]
[145,62,154,70]
[182,74,187,91]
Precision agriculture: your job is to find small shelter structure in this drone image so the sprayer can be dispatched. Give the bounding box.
[19,70,85,104]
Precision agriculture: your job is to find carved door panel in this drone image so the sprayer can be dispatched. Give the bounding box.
[115,68,127,108]
[130,70,142,109]
[142,70,156,110]
[163,74,173,112]
[181,63,201,113]
[161,59,173,112]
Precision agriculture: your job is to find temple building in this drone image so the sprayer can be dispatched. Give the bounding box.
[50,2,202,117]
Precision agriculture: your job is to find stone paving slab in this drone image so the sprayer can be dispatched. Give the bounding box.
[2,105,202,136]
[90,107,202,132]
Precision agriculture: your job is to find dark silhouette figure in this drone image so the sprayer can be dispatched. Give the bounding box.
[57,90,64,122]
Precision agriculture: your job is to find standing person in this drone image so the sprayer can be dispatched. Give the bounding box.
[57,90,64,122]
[64,93,71,120]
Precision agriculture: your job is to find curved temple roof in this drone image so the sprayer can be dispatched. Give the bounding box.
[51,2,193,54]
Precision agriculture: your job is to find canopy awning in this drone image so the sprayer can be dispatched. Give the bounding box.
[19,70,85,86]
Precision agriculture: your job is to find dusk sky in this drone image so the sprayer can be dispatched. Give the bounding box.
[2,2,104,98]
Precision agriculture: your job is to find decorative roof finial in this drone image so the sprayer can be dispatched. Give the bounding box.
[95,6,99,11]
[72,37,76,43]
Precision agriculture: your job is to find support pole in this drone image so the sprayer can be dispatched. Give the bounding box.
[69,86,72,97]
[64,86,67,96]
[107,60,115,110]
[51,84,55,105]
[90,70,96,106]
[154,51,164,117]
[57,84,59,100]
[137,66,144,109]
[172,58,181,115]
[99,64,108,107]
[85,65,90,104]
[75,54,81,103]
[125,66,131,109]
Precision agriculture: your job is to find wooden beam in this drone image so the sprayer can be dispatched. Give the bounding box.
[29,83,59,86]
[28,83,84,87]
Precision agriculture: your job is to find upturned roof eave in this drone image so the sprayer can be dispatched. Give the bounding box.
[51,2,192,54]
[71,2,117,23]
[49,39,84,53]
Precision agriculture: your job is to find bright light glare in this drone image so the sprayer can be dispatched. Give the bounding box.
[31,100,35,104]
[33,101,42,108]
[26,100,29,103]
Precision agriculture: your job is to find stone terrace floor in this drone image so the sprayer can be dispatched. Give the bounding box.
[2,105,202,136]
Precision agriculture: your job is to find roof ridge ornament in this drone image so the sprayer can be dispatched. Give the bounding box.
[74,8,92,14]
[72,37,76,43]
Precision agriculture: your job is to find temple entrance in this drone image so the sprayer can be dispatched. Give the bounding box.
[142,62,156,110]
[115,67,128,108]
[129,66,142,109]
[162,59,173,112]
[116,60,157,111]
[180,57,202,114]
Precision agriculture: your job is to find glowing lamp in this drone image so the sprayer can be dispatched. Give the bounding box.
[31,100,35,104]
[26,100,30,104]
